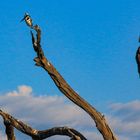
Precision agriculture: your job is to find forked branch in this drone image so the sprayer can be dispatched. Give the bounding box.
[0,110,87,140]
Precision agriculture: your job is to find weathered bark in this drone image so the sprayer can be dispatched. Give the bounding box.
[37,127,86,140]
[0,14,118,140]
[0,110,87,140]
[4,120,16,140]
[30,23,118,140]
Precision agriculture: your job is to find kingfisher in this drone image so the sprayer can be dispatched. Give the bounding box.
[20,13,33,28]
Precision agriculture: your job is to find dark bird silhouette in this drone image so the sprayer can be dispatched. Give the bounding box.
[20,13,33,28]
[135,46,140,77]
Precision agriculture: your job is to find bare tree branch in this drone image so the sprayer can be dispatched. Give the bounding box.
[4,119,16,140]
[0,14,118,140]
[0,110,87,140]
[0,110,38,137]
[30,24,118,140]
[37,127,86,140]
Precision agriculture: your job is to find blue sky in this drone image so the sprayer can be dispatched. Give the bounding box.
[0,1,140,140]
[0,0,140,106]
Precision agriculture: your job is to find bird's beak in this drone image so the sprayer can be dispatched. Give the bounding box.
[20,17,25,22]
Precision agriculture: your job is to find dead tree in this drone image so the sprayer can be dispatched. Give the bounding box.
[0,15,118,140]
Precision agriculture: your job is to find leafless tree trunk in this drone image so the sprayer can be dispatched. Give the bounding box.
[0,16,118,140]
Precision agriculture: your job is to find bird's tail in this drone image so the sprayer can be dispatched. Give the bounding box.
[20,17,25,22]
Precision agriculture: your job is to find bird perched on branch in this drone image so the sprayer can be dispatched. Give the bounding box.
[20,13,33,28]
[135,46,140,77]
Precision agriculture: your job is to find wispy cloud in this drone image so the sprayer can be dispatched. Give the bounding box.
[0,85,99,140]
[0,85,140,140]
[108,100,140,140]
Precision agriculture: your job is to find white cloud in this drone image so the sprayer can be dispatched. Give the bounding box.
[110,100,140,112]
[0,85,99,140]
[107,100,140,139]
[7,85,32,96]
[1,85,140,140]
